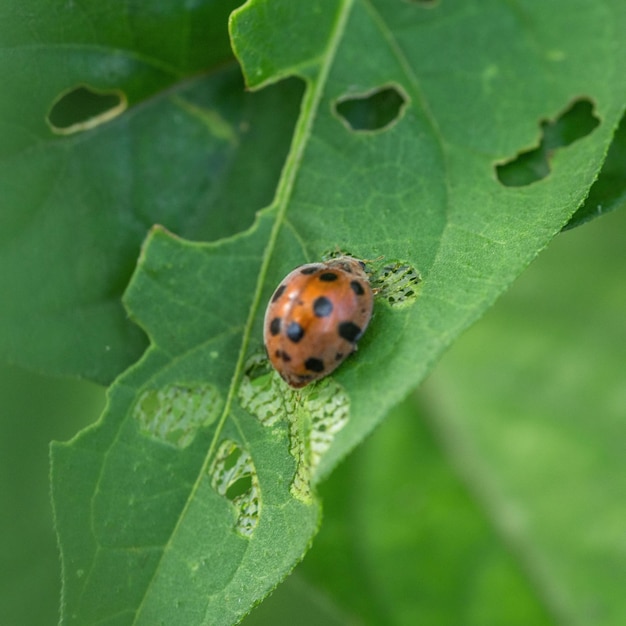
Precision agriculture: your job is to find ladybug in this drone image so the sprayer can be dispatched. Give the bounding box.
[263,256,374,388]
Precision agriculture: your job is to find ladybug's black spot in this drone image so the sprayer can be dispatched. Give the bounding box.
[313,296,333,317]
[275,350,292,362]
[350,280,365,296]
[301,266,320,275]
[305,357,325,373]
[269,317,281,336]
[319,272,338,282]
[286,321,305,342]
[335,352,344,361]
[271,284,286,302]
[338,321,362,343]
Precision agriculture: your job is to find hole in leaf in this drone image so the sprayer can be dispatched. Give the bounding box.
[335,85,407,132]
[226,475,253,500]
[47,84,127,135]
[496,98,600,187]
[210,440,260,537]
[223,445,243,471]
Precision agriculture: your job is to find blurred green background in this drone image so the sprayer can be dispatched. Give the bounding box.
[1,206,624,625]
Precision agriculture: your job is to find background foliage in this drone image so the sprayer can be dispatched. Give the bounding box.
[1,0,625,624]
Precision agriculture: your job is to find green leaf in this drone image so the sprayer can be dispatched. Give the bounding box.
[0,0,300,383]
[244,206,626,626]
[52,222,320,625]
[50,1,626,624]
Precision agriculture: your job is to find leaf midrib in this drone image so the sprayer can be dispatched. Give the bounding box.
[131,0,355,622]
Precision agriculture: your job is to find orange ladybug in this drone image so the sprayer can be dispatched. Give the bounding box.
[263,256,374,388]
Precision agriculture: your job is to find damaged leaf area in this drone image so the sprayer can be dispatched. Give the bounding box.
[210,439,260,537]
[238,354,351,501]
[334,84,408,131]
[134,383,222,449]
[47,84,127,135]
[370,260,422,307]
[52,224,320,626]
[496,98,600,187]
[46,1,626,625]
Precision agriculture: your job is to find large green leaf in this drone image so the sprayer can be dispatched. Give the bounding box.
[0,0,300,383]
[50,1,626,624]
[243,197,626,626]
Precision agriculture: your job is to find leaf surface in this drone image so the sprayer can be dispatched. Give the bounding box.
[50,0,626,624]
[243,203,626,626]
[0,0,300,382]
